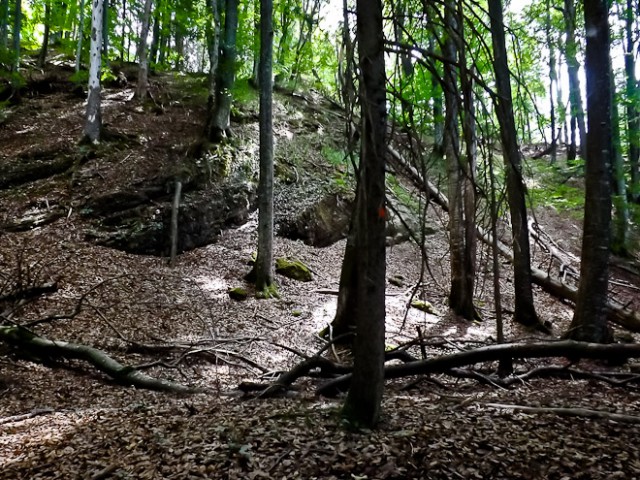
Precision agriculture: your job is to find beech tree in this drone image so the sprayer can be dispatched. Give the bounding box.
[565,0,612,343]
[255,0,275,296]
[84,0,104,143]
[205,0,239,142]
[488,0,545,331]
[341,0,386,428]
[134,0,153,101]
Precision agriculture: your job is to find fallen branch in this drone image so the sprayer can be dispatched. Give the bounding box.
[485,403,640,424]
[0,407,55,425]
[0,325,199,394]
[317,340,640,395]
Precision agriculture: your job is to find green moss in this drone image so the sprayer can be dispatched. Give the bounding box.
[275,257,313,282]
[410,300,440,315]
[292,310,302,317]
[256,283,280,299]
[228,287,248,301]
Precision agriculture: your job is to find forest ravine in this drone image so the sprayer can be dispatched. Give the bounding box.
[1,62,640,479]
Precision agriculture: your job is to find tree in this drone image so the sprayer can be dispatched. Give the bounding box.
[443,0,477,321]
[563,0,587,160]
[488,0,546,331]
[0,0,8,52]
[565,0,612,343]
[75,0,87,72]
[37,0,51,67]
[84,0,104,143]
[624,0,639,202]
[341,0,386,428]
[12,0,20,74]
[134,0,153,101]
[205,0,239,142]
[255,0,276,296]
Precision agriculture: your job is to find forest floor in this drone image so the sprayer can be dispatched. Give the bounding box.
[1,59,640,479]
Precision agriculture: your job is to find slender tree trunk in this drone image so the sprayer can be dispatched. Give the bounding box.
[255,0,275,294]
[564,0,587,159]
[251,1,260,87]
[37,1,51,67]
[75,0,86,72]
[149,0,161,65]
[290,0,321,85]
[0,0,8,51]
[134,0,153,100]
[488,0,545,331]
[565,0,612,343]
[556,61,568,145]
[12,0,21,74]
[546,0,557,164]
[610,68,629,256]
[341,0,386,429]
[430,36,444,157]
[443,0,476,320]
[275,0,293,74]
[624,0,640,201]
[206,0,239,142]
[205,0,220,107]
[84,0,104,143]
[119,0,126,61]
[101,0,108,62]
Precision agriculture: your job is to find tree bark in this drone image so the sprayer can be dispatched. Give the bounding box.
[83,0,104,143]
[624,0,639,202]
[206,0,239,142]
[488,0,542,330]
[341,0,387,429]
[563,0,587,159]
[565,0,612,343]
[0,0,8,51]
[75,0,87,72]
[255,0,275,294]
[134,0,153,100]
[12,0,21,74]
[37,0,51,67]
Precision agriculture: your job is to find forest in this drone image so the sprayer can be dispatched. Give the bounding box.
[1,0,640,477]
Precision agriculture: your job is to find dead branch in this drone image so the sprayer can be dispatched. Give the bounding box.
[0,407,55,425]
[485,403,640,424]
[0,325,200,394]
[317,340,640,396]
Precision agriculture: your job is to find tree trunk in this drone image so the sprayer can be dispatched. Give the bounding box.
[0,0,8,51]
[149,0,162,65]
[205,0,220,107]
[565,0,612,343]
[134,0,153,101]
[75,0,86,72]
[545,0,557,164]
[12,0,21,74]
[119,0,126,61]
[37,1,51,67]
[443,0,476,320]
[83,0,104,144]
[341,0,386,429]
[205,0,239,142]
[610,65,629,256]
[255,0,275,295]
[101,0,108,62]
[564,0,587,159]
[624,0,639,202]
[488,0,542,330]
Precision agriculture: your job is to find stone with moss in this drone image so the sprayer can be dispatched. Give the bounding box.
[410,299,440,315]
[228,287,248,301]
[275,257,313,282]
[292,310,302,317]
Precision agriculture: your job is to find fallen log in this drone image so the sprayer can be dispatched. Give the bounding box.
[317,340,640,396]
[485,403,640,424]
[0,325,199,394]
[387,146,640,332]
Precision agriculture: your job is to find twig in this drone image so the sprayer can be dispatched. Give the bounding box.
[0,407,55,425]
[90,464,119,480]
